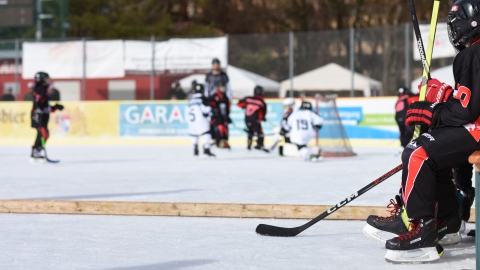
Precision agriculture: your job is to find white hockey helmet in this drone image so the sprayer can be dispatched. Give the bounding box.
[283,98,295,106]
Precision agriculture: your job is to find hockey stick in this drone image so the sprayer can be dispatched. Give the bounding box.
[408,0,440,139]
[256,164,403,236]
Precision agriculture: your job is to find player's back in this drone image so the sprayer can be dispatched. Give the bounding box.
[287,110,323,145]
[188,93,210,135]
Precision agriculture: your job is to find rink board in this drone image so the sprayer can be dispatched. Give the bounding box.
[0,200,475,222]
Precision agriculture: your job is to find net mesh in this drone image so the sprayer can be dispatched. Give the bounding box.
[311,95,356,157]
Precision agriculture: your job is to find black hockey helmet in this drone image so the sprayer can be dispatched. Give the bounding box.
[254,85,264,96]
[447,0,480,52]
[398,86,409,95]
[300,101,312,110]
[212,58,220,64]
[216,80,227,87]
[194,83,204,94]
[171,81,180,89]
[34,71,50,83]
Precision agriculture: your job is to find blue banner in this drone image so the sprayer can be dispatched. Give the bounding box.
[119,101,284,137]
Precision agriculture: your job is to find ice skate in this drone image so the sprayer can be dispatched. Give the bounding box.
[204,148,216,159]
[30,147,46,164]
[385,219,442,263]
[254,145,269,153]
[363,195,408,244]
[308,154,321,162]
[247,138,252,151]
[437,210,462,246]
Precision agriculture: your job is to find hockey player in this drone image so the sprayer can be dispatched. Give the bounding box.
[210,81,231,149]
[237,86,268,152]
[395,86,417,148]
[365,1,480,262]
[282,101,323,162]
[278,98,295,156]
[204,58,232,100]
[31,72,64,162]
[187,84,215,158]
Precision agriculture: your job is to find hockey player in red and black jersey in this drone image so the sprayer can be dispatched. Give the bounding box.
[237,86,268,152]
[365,0,480,263]
[395,86,419,148]
[31,72,64,163]
[210,81,231,149]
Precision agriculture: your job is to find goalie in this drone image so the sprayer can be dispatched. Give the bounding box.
[282,101,323,162]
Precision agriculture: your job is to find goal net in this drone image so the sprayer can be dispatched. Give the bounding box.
[311,95,356,158]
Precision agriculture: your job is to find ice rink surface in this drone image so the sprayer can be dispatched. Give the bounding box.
[0,144,476,269]
[0,214,475,270]
[2,145,408,205]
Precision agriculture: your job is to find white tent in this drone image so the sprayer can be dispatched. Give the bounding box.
[410,65,454,94]
[179,65,280,98]
[279,63,382,97]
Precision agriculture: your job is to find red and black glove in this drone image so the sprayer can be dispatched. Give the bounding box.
[418,78,453,103]
[406,101,443,128]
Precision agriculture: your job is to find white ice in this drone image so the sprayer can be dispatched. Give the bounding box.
[0,145,476,269]
[1,145,407,204]
[0,214,475,269]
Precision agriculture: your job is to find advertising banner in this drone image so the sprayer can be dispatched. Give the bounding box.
[22,40,125,79]
[119,101,284,137]
[124,37,228,72]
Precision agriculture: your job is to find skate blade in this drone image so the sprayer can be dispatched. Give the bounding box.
[362,224,388,244]
[385,246,442,264]
[30,158,46,164]
[439,232,461,246]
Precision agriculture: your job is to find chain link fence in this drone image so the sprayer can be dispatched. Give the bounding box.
[0,24,455,100]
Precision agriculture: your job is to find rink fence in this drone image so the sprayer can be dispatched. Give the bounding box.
[0,97,401,144]
[0,200,475,222]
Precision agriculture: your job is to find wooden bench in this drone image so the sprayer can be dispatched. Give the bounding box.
[468,151,480,269]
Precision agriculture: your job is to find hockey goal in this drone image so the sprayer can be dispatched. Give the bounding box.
[311,95,356,158]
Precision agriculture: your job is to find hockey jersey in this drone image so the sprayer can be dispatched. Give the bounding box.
[237,95,267,122]
[187,93,211,136]
[436,41,480,141]
[285,109,324,145]
[204,71,232,100]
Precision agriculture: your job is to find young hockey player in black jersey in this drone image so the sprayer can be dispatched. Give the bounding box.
[237,86,268,152]
[365,0,480,262]
[31,72,64,163]
[210,81,231,149]
[187,84,215,158]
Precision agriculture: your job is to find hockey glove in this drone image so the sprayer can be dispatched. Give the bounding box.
[52,104,64,111]
[279,128,287,136]
[418,78,453,103]
[405,101,443,128]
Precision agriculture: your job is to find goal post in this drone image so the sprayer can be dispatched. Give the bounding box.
[310,94,356,158]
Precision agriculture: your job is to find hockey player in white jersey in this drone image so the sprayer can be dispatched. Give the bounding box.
[187,84,215,158]
[283,101,323,162]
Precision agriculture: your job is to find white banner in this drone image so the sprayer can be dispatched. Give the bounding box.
[413,24,457,60]
[22,40,124,79]
[124,37,228,71]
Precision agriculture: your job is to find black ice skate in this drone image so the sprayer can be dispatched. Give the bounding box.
[363,195,408,243]
[247,138,252,150]
[194,144,199,156]
[204,148,216,158]
[254,145,269,153]
[385,219,442,263]
[437,210,462,246]
[30,147,46,164]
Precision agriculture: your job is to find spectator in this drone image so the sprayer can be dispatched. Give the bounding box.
[205,58,231,100]
[48,84,61,101]
[0,88,15,101]
[23,82,35,101]
[186,80,197,99]
[166,81,187,100]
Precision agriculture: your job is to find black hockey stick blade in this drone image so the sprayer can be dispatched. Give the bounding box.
[256,164,403,237]
[46,157,60,163]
